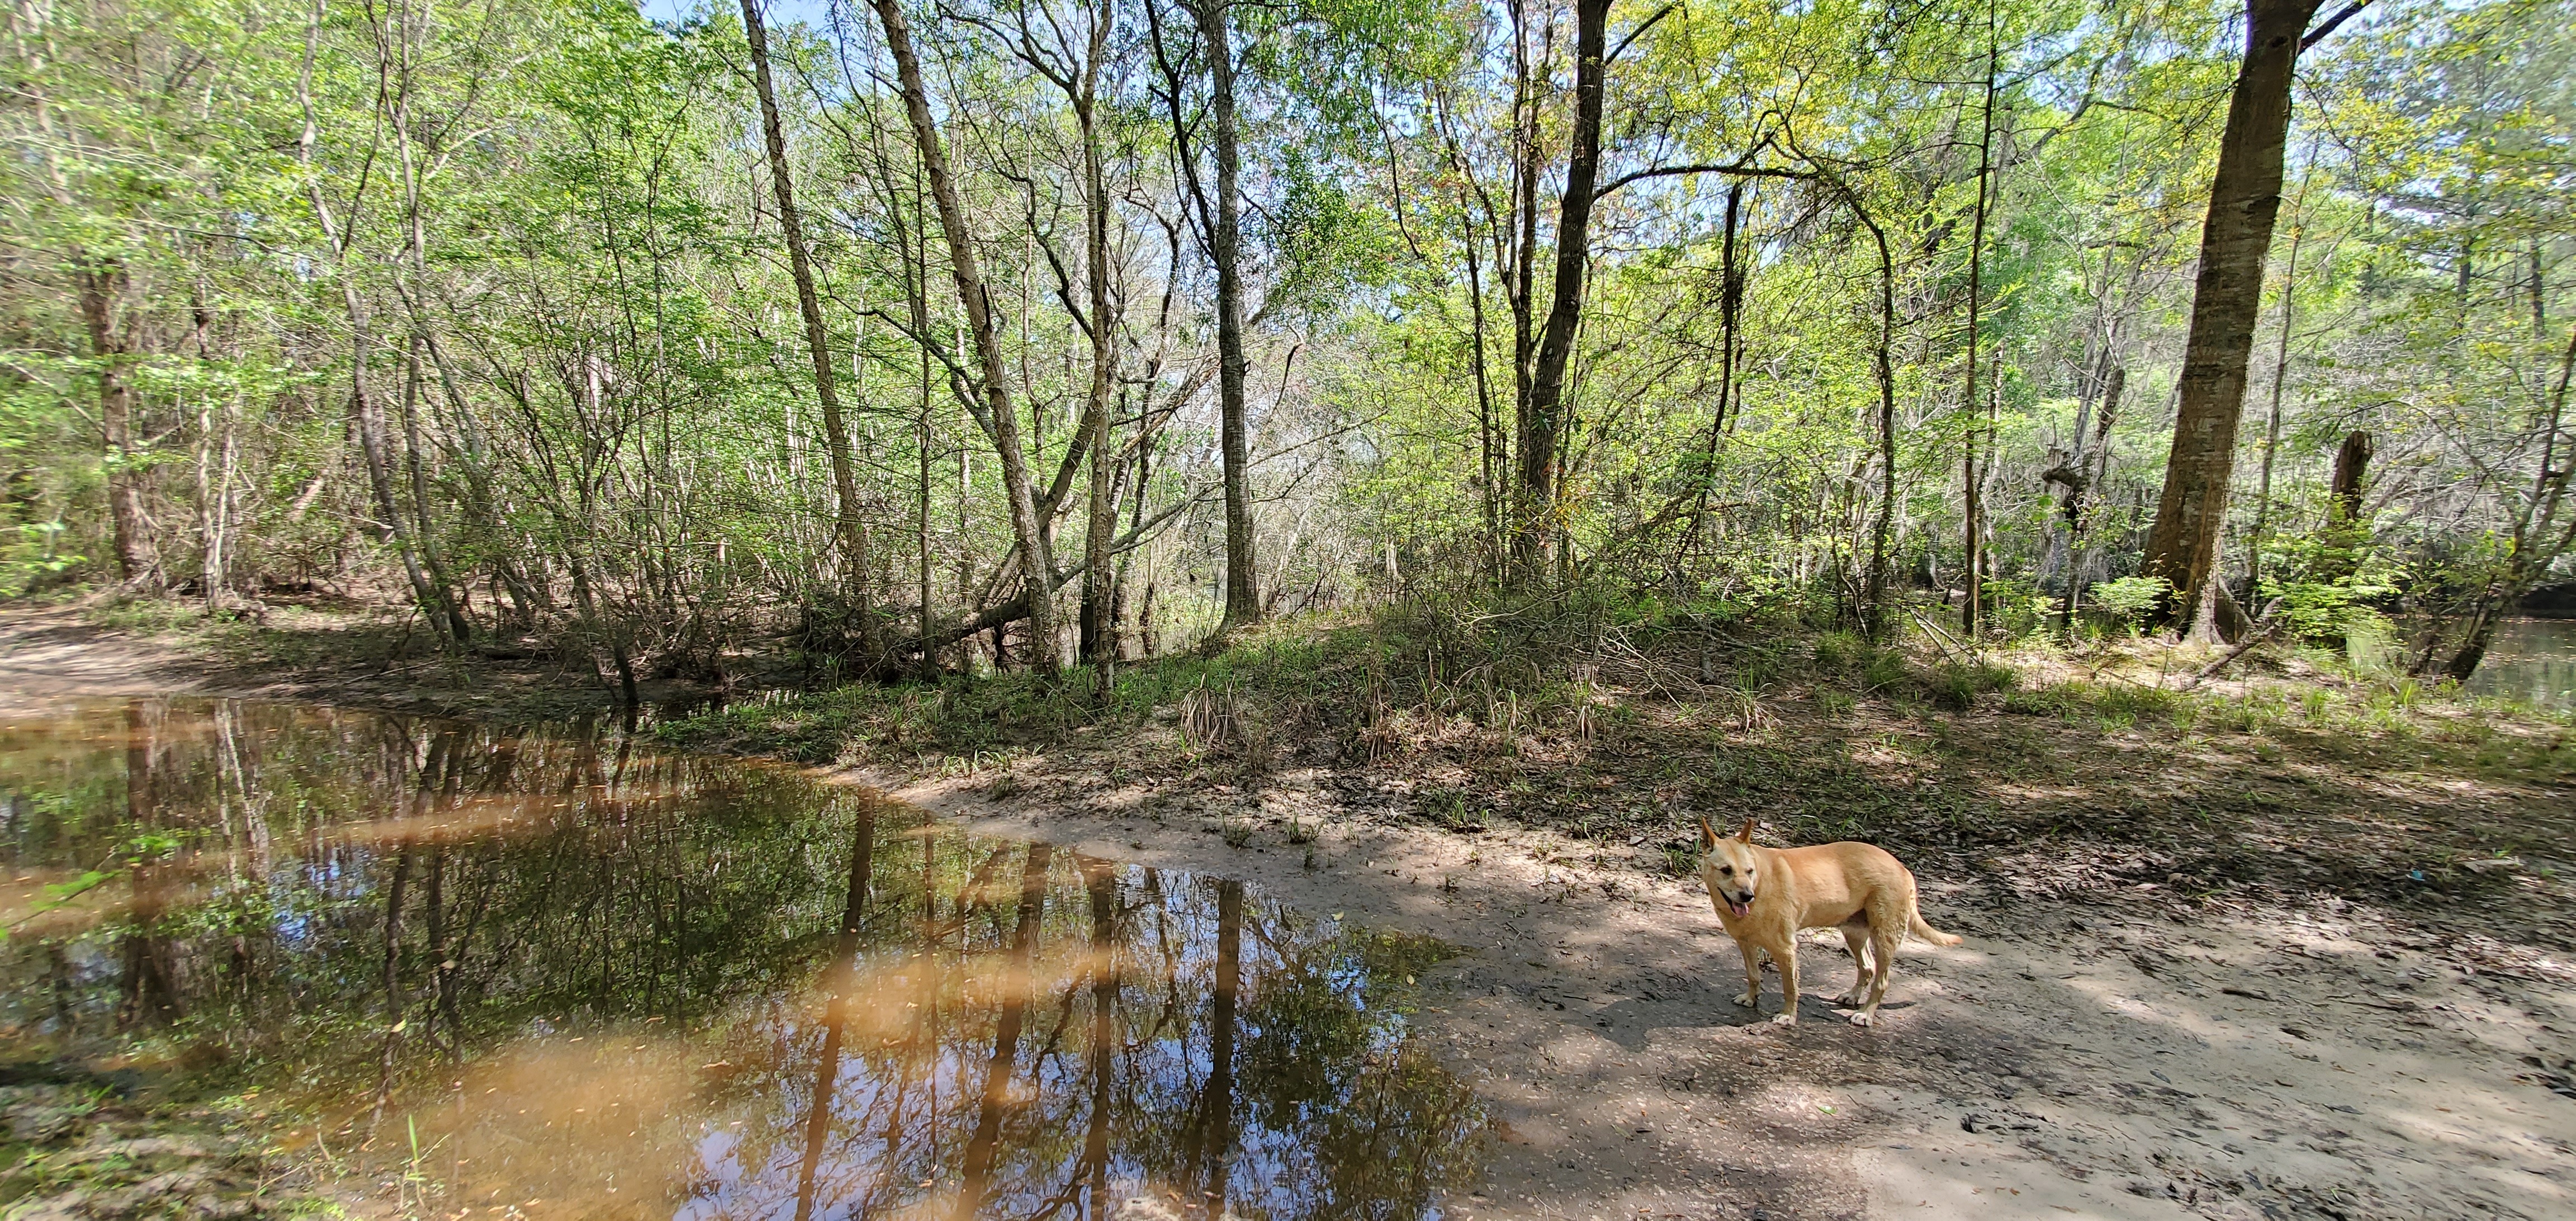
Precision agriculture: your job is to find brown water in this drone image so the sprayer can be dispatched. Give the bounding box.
[2464,618,2576,711]
[0,697,1484,1219]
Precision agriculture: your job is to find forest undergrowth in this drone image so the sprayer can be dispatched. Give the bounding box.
[667,594,2576,955]
[58,589,2576,954]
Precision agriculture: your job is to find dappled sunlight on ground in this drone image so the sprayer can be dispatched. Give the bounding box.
[1851,902,2576,1219]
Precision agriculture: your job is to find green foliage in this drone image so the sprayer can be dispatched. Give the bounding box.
[1812,631,1869,672]
[2258,526,2401,648]
[2089,577,2171,636]
[1863,649,1914,694]
[0,0,2566,699]
[661,623,1360,766]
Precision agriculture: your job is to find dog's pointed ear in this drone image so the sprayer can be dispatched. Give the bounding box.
[1697,815,1718,850]
[1737,815,1756,843]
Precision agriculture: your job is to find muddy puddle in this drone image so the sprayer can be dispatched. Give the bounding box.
[2464,617,2576,710]
[0,697,1486,1219]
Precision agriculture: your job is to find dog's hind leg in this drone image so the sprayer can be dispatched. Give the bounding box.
[1833,919,1873,1006]
[1850,895,1906,1025]
[1850,927,1901,1026]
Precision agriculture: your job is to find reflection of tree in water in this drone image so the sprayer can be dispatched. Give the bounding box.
[700,830,1485,1220]
[0,698,1485,1218]
[4,699,855,1058]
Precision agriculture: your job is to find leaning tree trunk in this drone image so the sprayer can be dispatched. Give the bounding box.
[871,0,1061,672]
[742,0,877,657]
[2138,0,2322,627]
[1514,0,1610,585]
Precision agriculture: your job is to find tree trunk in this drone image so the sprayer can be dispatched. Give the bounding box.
[1185,878,1242,1208]
[399,339,471,640]
[1852,200,1901,639]
[742,0,877,656]
[794,801,874,1221]
[1506,3,1548,543]
[2053,364,2125,635]
[1111,440,1152,657]
[1464,209,1503,580]
[2297,426,2379,588]
[1961,16,1998,636]
[1691,182,1744,542]
[1079,3,1120,676]
[1195,0,1261,633]
[385,36,472,643]
[894,154,936,652]
[1080,855,1116,1209]
[2444,600,2507,683]
[1140,575,1160,657]
[2243,157,2314,595]
[2139,0,2323,625]
[74,262,153,585]
[2327,429,2372,526]
[348,306,454,642]
[954,842,1049,1221]
[296,3,449,642]
[872,0,1062,673]
[1515,0,1609,583]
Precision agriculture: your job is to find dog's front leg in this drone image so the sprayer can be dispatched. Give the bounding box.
[1733,938,1763,1010]
[1769,941,1801,1025]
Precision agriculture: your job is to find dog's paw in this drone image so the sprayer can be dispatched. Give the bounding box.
[1847,1011,1874,1027]
[1831,991,1865,1006]
[1732,992,1759,1008]
[1768,1011,1798,1026]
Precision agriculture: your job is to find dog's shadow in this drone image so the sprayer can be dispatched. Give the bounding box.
[1580,990,1919,1049]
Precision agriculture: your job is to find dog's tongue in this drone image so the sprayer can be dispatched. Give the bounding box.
[1729,899,1752,917]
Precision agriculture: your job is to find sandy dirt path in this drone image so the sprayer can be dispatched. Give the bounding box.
[883,769,2576,1221]
[3,617,2570,1219]
[0,607,203,697]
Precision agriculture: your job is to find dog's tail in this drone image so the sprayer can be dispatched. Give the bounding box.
[1906,897,1963,947]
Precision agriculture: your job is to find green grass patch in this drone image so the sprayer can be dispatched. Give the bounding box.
[655,622,1371,768]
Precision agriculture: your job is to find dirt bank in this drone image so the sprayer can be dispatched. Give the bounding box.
[5,606,2574,1219]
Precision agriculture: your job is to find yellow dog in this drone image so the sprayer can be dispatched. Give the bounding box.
[1698,815,1960,1026]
